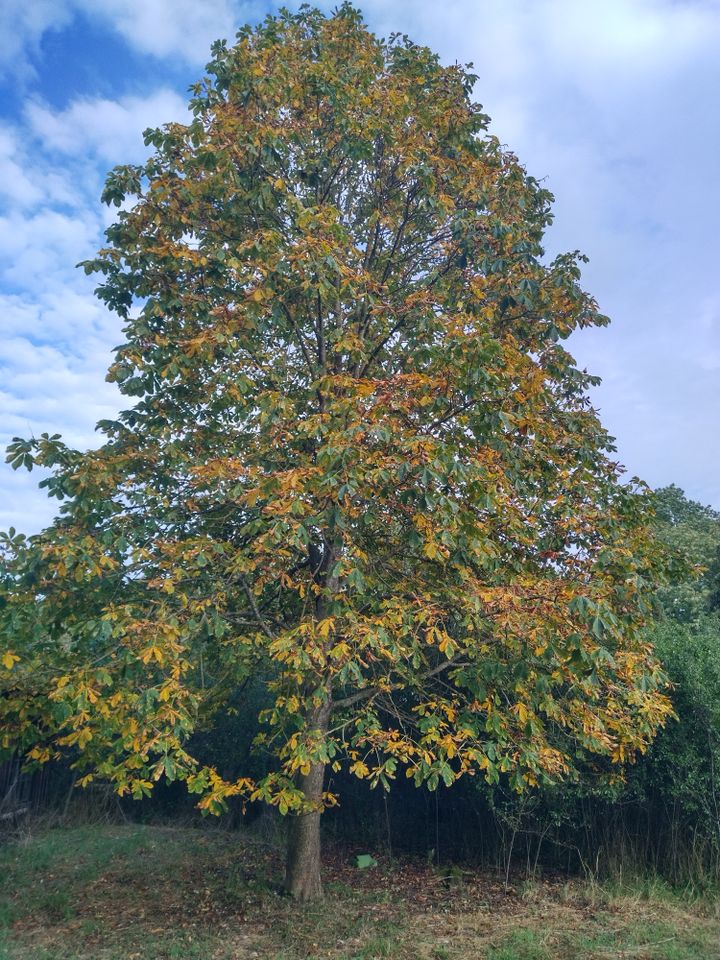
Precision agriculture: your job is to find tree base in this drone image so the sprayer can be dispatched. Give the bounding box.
[284,805,324,901]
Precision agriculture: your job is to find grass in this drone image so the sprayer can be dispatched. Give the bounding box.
[0,823,719,959]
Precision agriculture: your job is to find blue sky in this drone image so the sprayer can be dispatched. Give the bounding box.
[1,0,719,534]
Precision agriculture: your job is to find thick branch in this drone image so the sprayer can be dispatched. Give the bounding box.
[239,574,276,639]
[281,303,317,378]
[331,657,468,711]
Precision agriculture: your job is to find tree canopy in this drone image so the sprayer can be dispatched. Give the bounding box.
[651,485,720,621]
[1,4,673,899]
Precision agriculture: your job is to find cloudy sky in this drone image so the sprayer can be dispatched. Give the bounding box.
[1,0,718,534]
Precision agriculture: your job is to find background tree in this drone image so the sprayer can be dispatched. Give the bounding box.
[636,486,720,875]
[1,4,672,900]
[652,484,720,621]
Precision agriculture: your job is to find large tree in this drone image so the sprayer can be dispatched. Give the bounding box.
[1,4,672,900]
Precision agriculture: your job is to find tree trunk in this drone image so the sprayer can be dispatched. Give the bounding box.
[284,703,331,901]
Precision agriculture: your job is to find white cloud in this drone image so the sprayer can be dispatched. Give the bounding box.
[27,89,190,164]
[2,0,720,534]
[0,208,101,288]
[0,86,172,532]
[0,128,43,207]
[0,0,257,75]
[0,123,97,215]
[0,472,59,534]
[0,312,123,532]
[344,0,720,508]
[0,0,73,77]
[80,0,243,64]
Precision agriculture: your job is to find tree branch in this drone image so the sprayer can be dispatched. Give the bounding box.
[331,657,468,711]
[239,575,276,639]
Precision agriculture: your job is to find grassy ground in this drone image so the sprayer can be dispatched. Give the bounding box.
[0,823,718,959]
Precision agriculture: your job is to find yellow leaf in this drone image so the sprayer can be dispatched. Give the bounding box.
[350,760,370,778]
[140,645,164,664]
[2,651,19,670]
[437,632,455,657]
[514,702,529,724]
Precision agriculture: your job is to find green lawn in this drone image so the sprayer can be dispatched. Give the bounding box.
[0,824,718,959]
